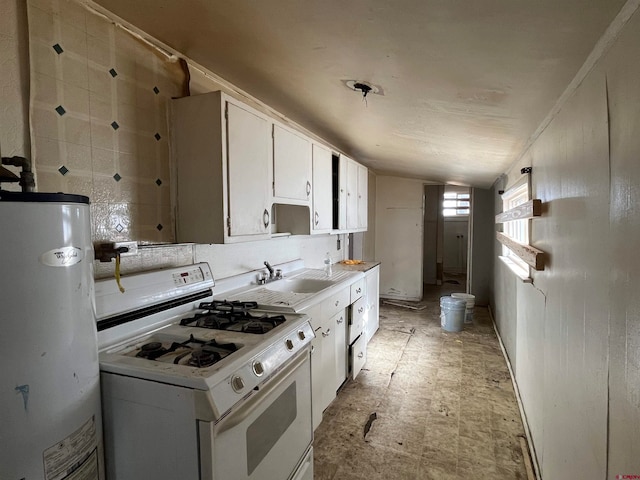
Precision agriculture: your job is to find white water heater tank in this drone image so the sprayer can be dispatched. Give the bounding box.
[0,191,104,479]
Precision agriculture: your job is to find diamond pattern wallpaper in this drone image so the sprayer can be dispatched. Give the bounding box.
[27,0,186,244]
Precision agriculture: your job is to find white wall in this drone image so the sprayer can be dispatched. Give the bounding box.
[195,234,345,280]
[422,185,439,284]
[375,175,424,300]
[469,187,493,305]
[491,5,640,477]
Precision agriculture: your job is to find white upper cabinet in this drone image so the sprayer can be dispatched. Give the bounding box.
[171,91,272,243]
[338,155,368,232]
[227,102,272,236]
[357,163,368,230]
[346,158,359,230]
[273,124,312,204]
[311,143,333,233]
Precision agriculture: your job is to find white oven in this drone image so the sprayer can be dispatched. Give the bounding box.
[200,349,312,480]
[96,264,314,480]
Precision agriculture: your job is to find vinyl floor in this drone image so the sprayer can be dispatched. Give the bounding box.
[313,284,530,480]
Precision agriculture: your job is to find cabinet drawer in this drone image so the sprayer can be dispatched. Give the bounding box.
[350,333,367,380]
[350,278,365,303]
[322,287,350,319]
[348,296,366,344]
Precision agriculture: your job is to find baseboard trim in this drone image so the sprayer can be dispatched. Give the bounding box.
[487,304,542,480]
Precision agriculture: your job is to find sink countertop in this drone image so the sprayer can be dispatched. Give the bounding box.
[213,267,364,313]
[332,261,381,273]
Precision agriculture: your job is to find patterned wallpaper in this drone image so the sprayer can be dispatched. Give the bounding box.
[0,0,30,175]
[27,0,185,243]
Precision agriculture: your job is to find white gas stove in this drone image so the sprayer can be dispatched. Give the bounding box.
[96,263,314,480]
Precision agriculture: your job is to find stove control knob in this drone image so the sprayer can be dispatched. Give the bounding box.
[252,361,265,377]
[297,331,306,340]
[285,339,294,350]
[231,375,245,393]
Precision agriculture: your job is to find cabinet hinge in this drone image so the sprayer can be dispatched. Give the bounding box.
[224,104,228,120]
[227,217,231,229]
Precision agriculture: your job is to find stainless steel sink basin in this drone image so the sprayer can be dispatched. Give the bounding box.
[264,278,334,294]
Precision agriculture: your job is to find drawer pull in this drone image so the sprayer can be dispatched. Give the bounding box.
[337,317,344,324]
[357,352,364,358]
[356,287,361,294]
[358,307,364,314]
[335,300,339,307]
[322,328,331,338]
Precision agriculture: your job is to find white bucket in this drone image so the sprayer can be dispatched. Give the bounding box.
[440,296,466,332]
[451,293,475,324]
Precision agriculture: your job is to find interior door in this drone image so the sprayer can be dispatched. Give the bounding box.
[226,102,271,237]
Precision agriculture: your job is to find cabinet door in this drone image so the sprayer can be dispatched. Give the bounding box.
[351,333,367,379]
[319,317,336,413]
[332,309,347,392]
[346,158,359,229]
[357,163,368,229]
[306,305,324,431]
[226,102,271,236]
[349,296,366,344]
[312,144,333,232]
[273,124,312,202]
[338,155,348,229]
[365,266,380,342]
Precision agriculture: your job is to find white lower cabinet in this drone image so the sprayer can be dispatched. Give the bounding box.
[332,310,347,392]
[306,275,372,431]
[307,304,328,431]
[350,333,367,379]
[365,265,380,342]
[307,285,353,430]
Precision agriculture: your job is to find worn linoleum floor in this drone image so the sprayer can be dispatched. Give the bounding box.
[313,285,528,480]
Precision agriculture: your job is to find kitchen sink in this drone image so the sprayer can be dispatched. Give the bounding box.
[264,278,334,294]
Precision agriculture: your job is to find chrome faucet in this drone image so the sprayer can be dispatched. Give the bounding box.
[264,261,275,278]
[258,261,282,285]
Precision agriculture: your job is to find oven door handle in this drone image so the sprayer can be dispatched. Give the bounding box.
[216,349,308,435]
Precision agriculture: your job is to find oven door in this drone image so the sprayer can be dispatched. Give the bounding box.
[199,348,312,480]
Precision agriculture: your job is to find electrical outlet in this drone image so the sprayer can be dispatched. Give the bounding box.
[114,241,138,257]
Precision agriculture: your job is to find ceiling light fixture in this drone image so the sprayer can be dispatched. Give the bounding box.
[344,80,383,105]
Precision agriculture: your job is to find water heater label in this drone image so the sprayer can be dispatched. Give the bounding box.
[40,246,84,267]
[43,415,99,480]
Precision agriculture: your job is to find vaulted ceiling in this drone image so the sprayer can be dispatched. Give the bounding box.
[93,0,626,187]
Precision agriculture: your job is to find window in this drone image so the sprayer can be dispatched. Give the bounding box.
[501,182,530,274]
[443,192,470,217]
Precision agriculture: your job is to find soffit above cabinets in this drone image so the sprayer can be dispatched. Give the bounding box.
[92,0,627,187]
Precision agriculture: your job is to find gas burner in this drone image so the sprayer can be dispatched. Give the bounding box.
[140,341,162,352]
[188,349,220,368]
[199,300,258,314]
[134,335,240,367]
[136,339,191,360]
[180,302,287,334]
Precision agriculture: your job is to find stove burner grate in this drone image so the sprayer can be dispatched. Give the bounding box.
[136,334,239,367]
[180,302,286,334]
[199,300,258,314]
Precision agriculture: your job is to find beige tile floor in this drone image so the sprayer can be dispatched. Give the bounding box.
[313,287,529,480]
